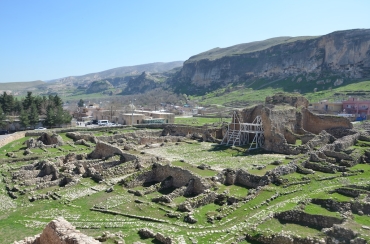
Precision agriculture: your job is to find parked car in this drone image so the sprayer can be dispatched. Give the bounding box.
[98,120,109,126]
[0,130,9,135]
[35,127,47,130]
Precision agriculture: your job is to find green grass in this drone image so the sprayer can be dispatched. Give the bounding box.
[187,80,370,108]
[171,161,218,177]
[256,218,321,237]
[304,203,341,218]
[353,214,370,226]
[175,116,231,126]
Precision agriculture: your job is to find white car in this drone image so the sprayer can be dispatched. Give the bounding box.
[35,127,47,130]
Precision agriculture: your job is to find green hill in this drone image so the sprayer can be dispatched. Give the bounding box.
[0,80,45,90]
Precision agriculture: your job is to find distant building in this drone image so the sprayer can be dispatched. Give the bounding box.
[119,111,174,125]
[342,97,370,118]
[311,100,343,114]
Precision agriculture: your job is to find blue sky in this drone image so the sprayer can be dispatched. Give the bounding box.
[0,0,369,83]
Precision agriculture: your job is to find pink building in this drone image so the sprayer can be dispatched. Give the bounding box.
[342,97,370,118]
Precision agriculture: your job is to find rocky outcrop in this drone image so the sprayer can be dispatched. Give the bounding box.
[15,217,99,244]
[86,80,114,94]
[121,72,159,95]
[172,29,370,95]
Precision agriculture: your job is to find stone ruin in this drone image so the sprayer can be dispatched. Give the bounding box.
[239,93,353,154]
[26,132,64,149]
[6,102,370,243]
[15,217,99,244]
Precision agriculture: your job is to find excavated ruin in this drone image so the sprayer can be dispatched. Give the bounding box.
[5,94,370,243]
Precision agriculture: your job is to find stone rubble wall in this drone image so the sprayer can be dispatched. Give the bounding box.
[302,108,353,135]
[312,197,370,215]
[178,190,218,212]
[124,163,211,196]
[0,131,26,148]
[161,124,222,141]
[323,132,361,152]
[274,210,343,229]
[245,232,323,244]
[15,217,99,244]
[240,94,353,154]
[88,141,128,159]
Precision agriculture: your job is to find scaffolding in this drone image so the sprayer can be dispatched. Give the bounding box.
[221,111,264,150]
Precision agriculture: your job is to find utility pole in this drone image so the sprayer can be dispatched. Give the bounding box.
[131,99,136,125]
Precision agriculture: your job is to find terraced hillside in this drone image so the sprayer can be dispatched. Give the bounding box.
[1,122,370,243]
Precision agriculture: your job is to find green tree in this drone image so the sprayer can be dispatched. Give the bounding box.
[29,103,39,129]
[53,95,62,108]
[44,106,55,128]
[23,91,34,111]
[13,99,23,116]
[0,92,14,115]
[54,107,64,126]
[19,108,30,129]
[62,110,72,125]
[0,105,6,128]
[78,99,84,107]
[55,107,72,126]
[34,96,43,115]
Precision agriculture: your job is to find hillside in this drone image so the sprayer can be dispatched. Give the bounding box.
[3,61,183,98]
[48,61,184,86]
[187,36,318,62]
[170,29,370,96]
[0,80,45,92]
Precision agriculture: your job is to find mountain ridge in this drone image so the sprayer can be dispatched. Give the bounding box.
[171,28,370,95]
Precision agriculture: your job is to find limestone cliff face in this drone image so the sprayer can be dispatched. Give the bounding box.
[86,80,114,94]
[173,29,370,94]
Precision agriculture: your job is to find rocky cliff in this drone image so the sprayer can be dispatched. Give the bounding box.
[171,29,370,95]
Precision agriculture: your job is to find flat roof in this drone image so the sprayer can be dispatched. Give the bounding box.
[122,113,145,116]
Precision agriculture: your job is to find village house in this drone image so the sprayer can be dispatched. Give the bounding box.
[311,100,343,114]
[342,97,370,119]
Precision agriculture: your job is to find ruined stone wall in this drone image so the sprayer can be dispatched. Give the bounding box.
[302,108,353,134]
[241,104,301,153]
[124,163,211,196]
[265,93,309,108]
[238,94,354,153]
[88,141,127,159]
[274,210,343,229]
[98,130,163,143]
[221,169,270,188]
[162,124,222,140]
[151,164,210,195]
[66,132,97,143]
[323,132,360,152]
[0,131,26,148]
